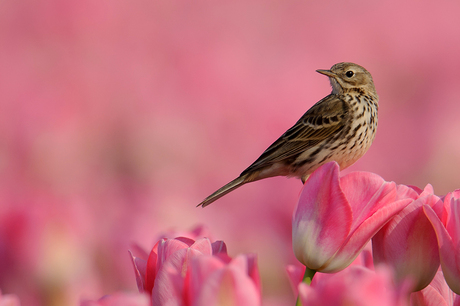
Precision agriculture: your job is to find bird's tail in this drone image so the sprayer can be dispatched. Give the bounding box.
[197,176,247,208]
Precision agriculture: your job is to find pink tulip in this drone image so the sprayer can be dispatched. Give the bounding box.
[130,236,260,305]
[0,291,21,306]
[424,190,460,295]
[80,293,150,306]
[373,185,443,291]
[130,237,225,295]
[297,265,408,306]
[287,245,374,296]
[151,239,226,305]
[286,265,305,296]
[154,225,215,242]
[292,162,412,273]
[186,254,261,306]
[410,269,460,306]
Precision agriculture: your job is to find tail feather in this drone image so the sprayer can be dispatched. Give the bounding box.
[197,176,247,208]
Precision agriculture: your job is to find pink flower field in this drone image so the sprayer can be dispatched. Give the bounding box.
[1,0,460,305]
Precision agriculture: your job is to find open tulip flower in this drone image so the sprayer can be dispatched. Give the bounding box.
[424,190,460,295]
[292,162,413,273]
[129,236,261,306]
[130,237,224,296]
[373,185,443,292]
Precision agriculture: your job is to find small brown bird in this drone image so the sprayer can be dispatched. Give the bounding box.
[198,62,378,207]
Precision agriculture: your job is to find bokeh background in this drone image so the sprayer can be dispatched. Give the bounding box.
[1,0,460,305]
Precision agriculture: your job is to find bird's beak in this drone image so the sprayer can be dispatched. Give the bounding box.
[316,69,336,78]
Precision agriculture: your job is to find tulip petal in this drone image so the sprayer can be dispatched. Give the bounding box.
[410,269,457,306]
[157,238,191,267]
[293,162,352,269]
[340,172,396,230]
[187,255,226,304]
[246,254,261,293]
[326,198,412,273]
[298,265,407,306]
[153,247,207,306]
[445,191,460,247]
[129,250,147,293]
[192,256,260,306]
[373,195,441,291]
[190,238,214,255]
[424,205,460,294]
[396,184,420,200]
[298,282,317,305]
[211,241,232,263]
[145,242,159,295]
[286,265,305,296]
[80,293,150,306]
[211,241,228,256]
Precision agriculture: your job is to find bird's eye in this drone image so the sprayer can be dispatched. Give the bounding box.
[345,71,354,78]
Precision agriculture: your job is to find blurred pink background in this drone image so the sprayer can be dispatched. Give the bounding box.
[1,0,460,305]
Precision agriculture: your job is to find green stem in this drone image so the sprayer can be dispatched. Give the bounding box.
[295,267,316,306]
[302,266,316,285]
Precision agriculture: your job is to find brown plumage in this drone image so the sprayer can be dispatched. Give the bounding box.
[198,62,378,207]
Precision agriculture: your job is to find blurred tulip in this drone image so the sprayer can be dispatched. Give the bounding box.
[154,225,215,242]
[151,239,229,306]
[410,269,460,306]
[130,237,227,295]
[186,254,261,306]
[286,265,305,297]
[286,244,374,296]
[80,293,150,306]
[130,235,259,306]
[0,291,21,306]
[373,185,443,291]
[424,190,460,294]
[292,162,412,273]
[297,265,408,306]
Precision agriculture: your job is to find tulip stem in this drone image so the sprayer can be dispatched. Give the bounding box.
[302,266,316,285]
[295,267,316,306]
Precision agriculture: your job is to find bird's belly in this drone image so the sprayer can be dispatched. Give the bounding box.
[293,121,377,179]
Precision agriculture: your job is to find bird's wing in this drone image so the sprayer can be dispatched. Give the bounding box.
[240,94,350,175]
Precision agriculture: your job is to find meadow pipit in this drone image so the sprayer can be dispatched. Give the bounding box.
[198,62,378,207]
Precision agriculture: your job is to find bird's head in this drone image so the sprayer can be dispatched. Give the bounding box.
[316,62,376,96]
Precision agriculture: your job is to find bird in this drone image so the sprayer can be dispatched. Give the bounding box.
[198,62,378,207]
